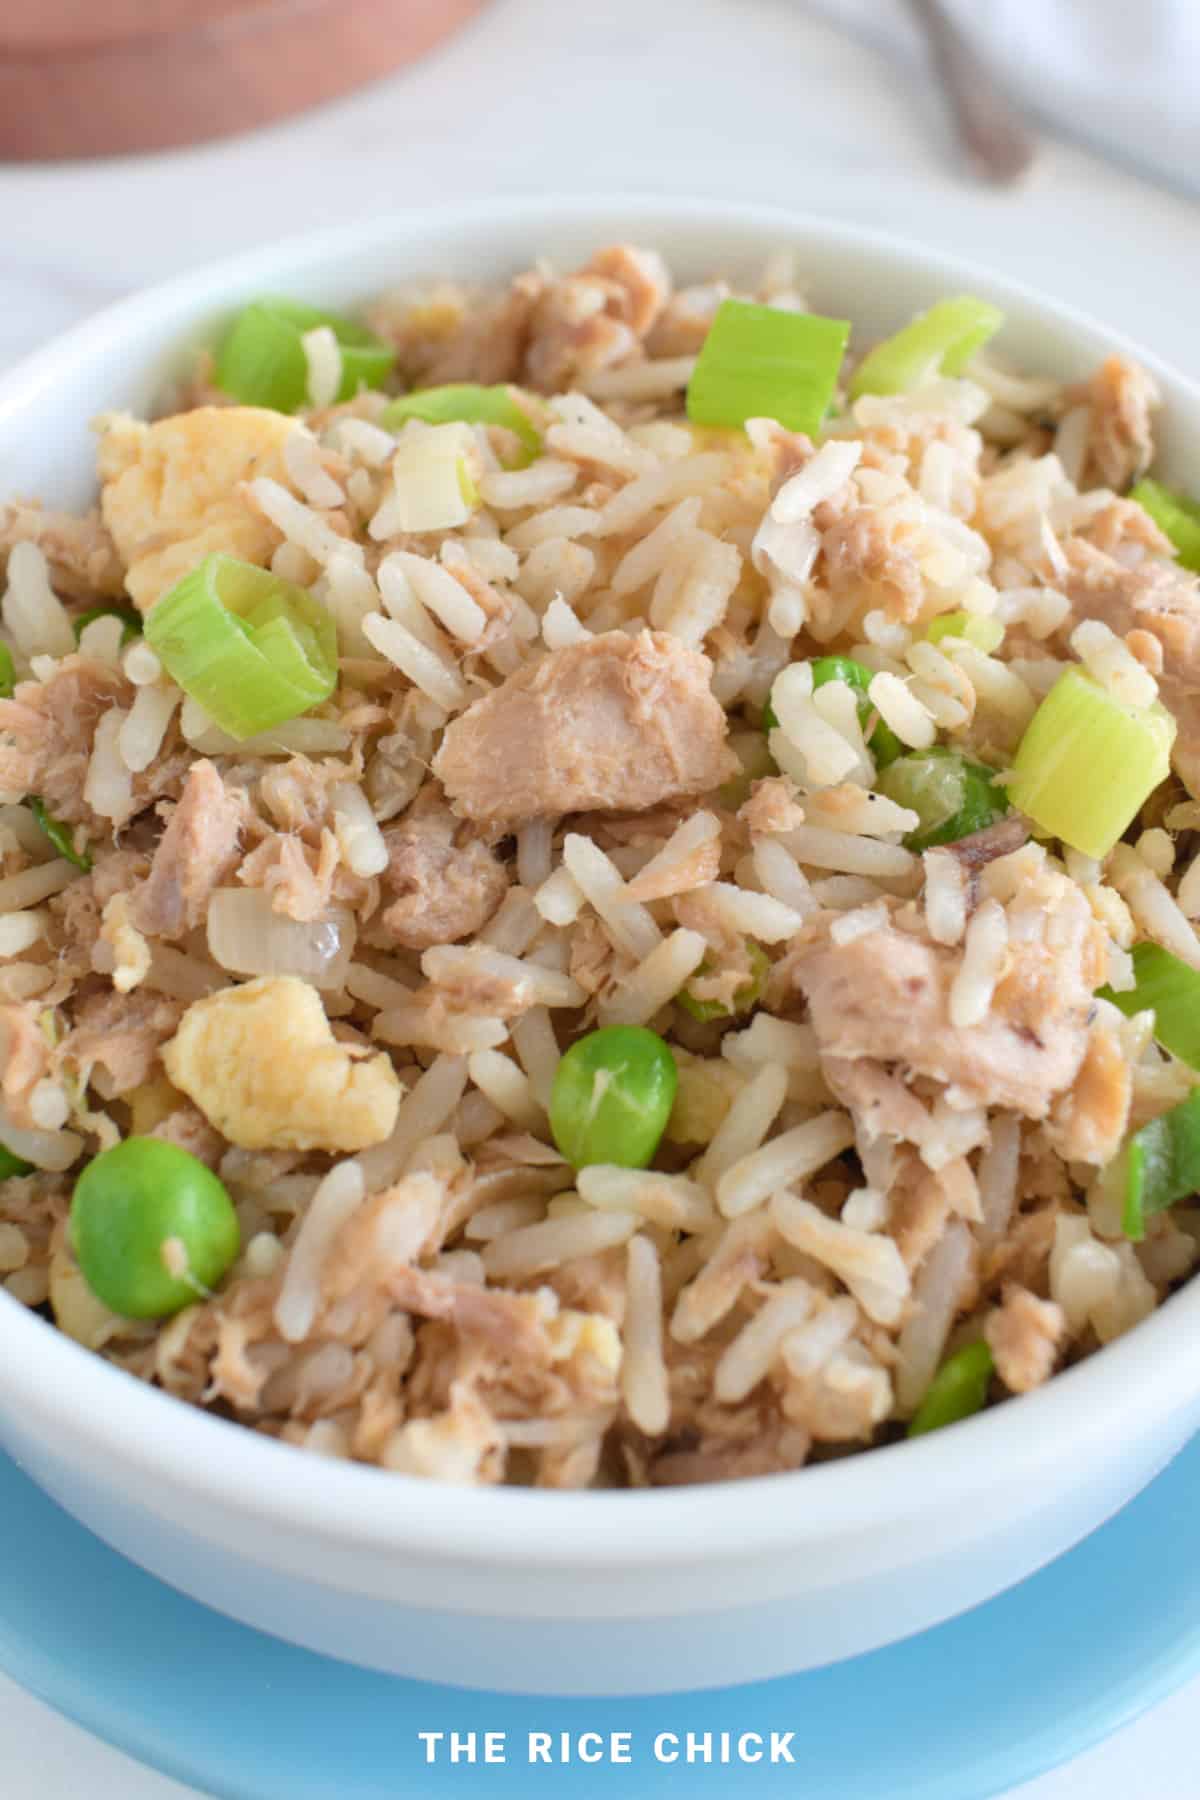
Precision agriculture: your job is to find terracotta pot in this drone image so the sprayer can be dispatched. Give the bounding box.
[0,0,489,161]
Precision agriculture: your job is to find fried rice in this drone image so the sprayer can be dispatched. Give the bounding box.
[0,240,1197,1490]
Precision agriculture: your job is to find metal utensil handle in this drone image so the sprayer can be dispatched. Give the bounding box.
[908,0,1037,185]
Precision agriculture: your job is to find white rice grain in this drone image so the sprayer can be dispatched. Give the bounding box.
[542,596,591,649]
[248,476,360,569]
[0,859,78,911]
[695,1062,789,1192]
[923,848,968,946]
[384,549,487,644]
[717,1110,856,1219]
[362,611,467,712]
[481,1209,638,1281]
[829,900,890,946]
[284,426,345,509]
[83,708,133,823]
[578,1166,715,1233]
[592,454,733,539]
[274,1160,364,1343]
[624,813,721,904]
[949,899,1009,1028]
[1070,618,1158,707]
[600,927,708,1027]
[121,641,162,686]
[117,683,179,774]
[77,615,124,667]
[330,417,396,466]
[622,1235,670,1434]
[612,497,703,596]
[782,824,916,879]
[510,1007,560,1110]
[772,442,863,523]
[301,326,342,410]
[330,782,389,878]
[771,1191,911,1328]
[562,834,662,959]
[714,1279,817,1404]
[867,672,937,749]
[0,909,45,956]
[1108,843,1200,970]
[467,1050,543,1131]
[585,356,698,402]
[356,1055,468,1190]
[479,459,578,511]
[1,542,74,657]
[894,1219,975,1414]
[690,881,805,944]
[505,506,602,552]
[750,838,816,917]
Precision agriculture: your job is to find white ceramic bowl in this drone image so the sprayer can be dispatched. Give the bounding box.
[1,198,1198,1697]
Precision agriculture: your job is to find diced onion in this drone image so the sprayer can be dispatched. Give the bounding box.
[370,423,481,538]
[206,887,356,988]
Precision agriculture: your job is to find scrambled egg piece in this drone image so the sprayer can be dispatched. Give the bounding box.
[97,406,294,610]
[163,976,401,1152]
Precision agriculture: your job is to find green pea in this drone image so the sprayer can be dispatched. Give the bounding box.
[877,747,1007,852]
[29,799,92,872]
[70,1137,241,1319]
[764,656,903,767]
[0,643,15,699]
[549,1026,678,1170]
[73,604,142,646]
[677,940,770,1024]
[0,1142,34,1180]
[908,1341,994,1437]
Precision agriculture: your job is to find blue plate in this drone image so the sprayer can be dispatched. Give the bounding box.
[1,1438,1199,1800]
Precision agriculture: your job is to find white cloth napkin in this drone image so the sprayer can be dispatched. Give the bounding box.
[809,0,1200,196]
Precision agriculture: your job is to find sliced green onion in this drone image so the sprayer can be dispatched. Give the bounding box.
[908,1341,994,1437]
[926,611,1004,653]
[0,1143,34,1180]
[765,655,902,767]
[1131,478,1200,573]
[686,299,850,437]
[0,643,14,699]
[381,384,542,464]
[877,747,1007,852]
[215,298,394,414]
[29,799,91,872]
[1099,942,1200,1069]
[1117,1089,1200,1241]
[677,941,769,1024]
[73,604,142,646]
[1006,665,1174,860]
[144,554,337,741]
[850,297,1004,401]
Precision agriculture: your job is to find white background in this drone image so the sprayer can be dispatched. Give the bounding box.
[0,0,1197,1792]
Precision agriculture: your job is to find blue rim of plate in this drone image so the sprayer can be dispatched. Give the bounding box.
[1,1436,1198,1800]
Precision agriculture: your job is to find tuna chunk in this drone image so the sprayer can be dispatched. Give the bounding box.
[131,760,247,940]
[1074,354,1159,491]
[379,787,509,950]
[61,989,184,1094]
[1061,538,1200,796]
[0,658,130,824]
[433,631,736,830]
[787,883,1105,1121]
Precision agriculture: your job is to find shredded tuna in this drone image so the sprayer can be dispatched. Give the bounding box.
[380,788,509,949]
[131,761,247,939]
[434,631,736,830]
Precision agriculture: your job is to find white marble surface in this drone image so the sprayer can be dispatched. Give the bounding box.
[0,0,1197,1793]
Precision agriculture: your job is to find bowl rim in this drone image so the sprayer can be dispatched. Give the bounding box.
[1,193,1198,1569]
